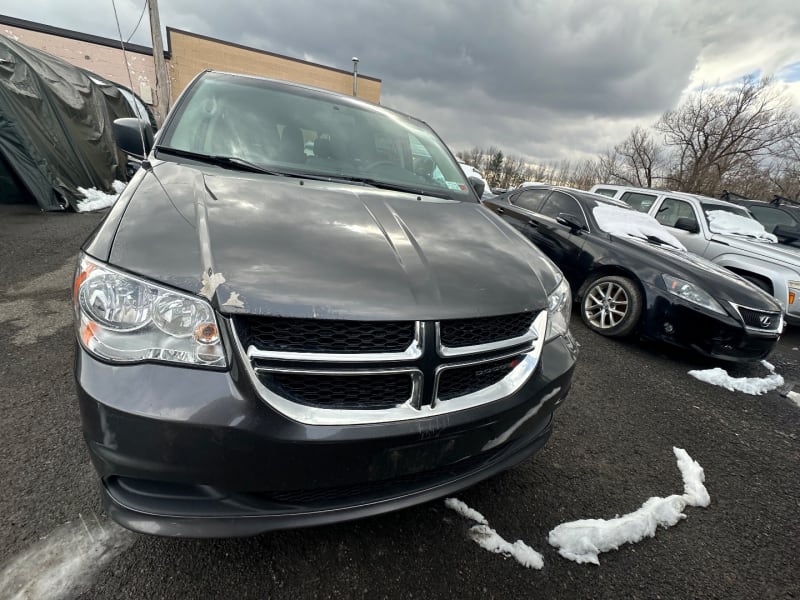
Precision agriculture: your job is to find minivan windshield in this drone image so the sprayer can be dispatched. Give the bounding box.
[160,73,474,201]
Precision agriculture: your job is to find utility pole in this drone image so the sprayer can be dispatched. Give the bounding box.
[147,0,170,125]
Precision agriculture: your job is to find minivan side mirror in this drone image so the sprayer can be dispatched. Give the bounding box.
[468,176,485,198]
[673,216,699,233]
[113,118,154,160]
[556,212,586,232]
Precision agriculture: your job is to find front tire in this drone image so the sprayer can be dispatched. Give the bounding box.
[580,275,642,337]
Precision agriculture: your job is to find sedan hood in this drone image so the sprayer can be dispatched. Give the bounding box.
[108,162,556,320]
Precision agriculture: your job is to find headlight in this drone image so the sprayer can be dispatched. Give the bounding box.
[661,274,725,315]
[545,276,572,341]
[74,254,227,367]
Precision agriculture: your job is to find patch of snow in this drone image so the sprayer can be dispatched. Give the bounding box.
[468,525,545,570]
[688,360,784,395]
[706,210,777,243]
[444,497,488,525]
[786,391,800,408]
[548,447,710,565]
[444,498,544,569]
[199,271,226,299]
[76,180,126,212]
[593,204,686,251]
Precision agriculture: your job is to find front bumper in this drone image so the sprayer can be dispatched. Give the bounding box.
[640,288,780,361]
[76,333,576,537]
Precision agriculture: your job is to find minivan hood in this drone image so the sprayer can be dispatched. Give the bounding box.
[713,233,800,270]
[108,162,557,320]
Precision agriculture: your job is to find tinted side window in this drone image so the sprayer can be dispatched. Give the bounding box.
[620,191,657,212]
[540,191,584,224]
[511,189,550,213]
[749,206,798,231]
[593,188,618,198]
[656,198,696,227]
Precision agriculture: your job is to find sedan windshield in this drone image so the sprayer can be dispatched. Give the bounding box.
[160,73,473,201]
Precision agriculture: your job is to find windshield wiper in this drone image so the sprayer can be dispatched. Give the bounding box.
[155,146,287,176]
[330,175,454,200]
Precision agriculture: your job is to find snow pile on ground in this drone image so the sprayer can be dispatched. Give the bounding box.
[706,210,777,243]
[444,498,544,569]
[688,360,784,395]
[76,180,126,212]
[787,391,800,408]
[548,447,710,565]
[593,204,686,251]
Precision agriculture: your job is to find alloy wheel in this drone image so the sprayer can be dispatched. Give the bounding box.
[583,281,630,329]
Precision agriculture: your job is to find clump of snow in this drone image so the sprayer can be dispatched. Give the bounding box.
[548,447,710,565]
[468,524,545,569]
[444,498,544,569]
[444,497,488,525]
[706,210,777,243]
[76,180,126,212]
[688,360,783,395]
[593,204,686,251]
[222,291,245,308]
[786,391,800,408]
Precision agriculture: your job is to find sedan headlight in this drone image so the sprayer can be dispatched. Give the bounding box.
[545,276,572,341]
[661,274,725,315]
[74,254,227,367]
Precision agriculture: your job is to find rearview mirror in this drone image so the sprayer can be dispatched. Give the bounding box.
[113,118,154,160]
[673,216,699,233]
[556,212,586,232]
[468,176,485,198]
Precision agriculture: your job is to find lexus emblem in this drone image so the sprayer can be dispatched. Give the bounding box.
[759,315,772,328]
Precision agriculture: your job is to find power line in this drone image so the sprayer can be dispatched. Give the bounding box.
[126,0,148,43]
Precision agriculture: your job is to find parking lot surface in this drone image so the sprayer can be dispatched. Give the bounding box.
[1,205,798,599]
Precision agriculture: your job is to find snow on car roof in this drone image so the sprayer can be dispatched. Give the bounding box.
[706,210,778,243]
[593,204,686,250]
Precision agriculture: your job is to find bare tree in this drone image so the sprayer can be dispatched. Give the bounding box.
[656,76,798,195]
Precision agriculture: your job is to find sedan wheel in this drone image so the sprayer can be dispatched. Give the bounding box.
[581,275,642,337]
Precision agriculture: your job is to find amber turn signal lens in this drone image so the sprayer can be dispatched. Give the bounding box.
[790,291,796,305]
[194,323,219,344]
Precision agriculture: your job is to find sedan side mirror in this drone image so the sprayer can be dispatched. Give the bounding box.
[113,118,154,160]
[673,217,699,233]
[468,176,485,198]
[556,212,586,233]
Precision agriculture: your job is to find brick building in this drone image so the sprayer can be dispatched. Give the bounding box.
[0,14,381,119]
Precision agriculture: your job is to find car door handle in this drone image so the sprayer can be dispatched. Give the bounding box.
[527,219,538,228]
[495,207,505,215]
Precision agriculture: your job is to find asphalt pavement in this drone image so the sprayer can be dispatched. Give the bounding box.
[1,204,798,600]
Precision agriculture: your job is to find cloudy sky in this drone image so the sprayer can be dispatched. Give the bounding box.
[4,0,800,163]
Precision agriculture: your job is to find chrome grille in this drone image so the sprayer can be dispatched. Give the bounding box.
[234,310,549,425]
[730,304,782,333]
[439,312,535,348]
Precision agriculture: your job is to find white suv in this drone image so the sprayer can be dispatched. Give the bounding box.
[589,184,800,325]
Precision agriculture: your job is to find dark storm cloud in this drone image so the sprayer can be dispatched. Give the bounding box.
[3,0,799,162]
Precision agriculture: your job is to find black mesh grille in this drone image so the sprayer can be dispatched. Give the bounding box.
[439,312,534,348]
[437,356,520,401]
[237,317,415,353]
[737,307,781,331]
[259,372,412,409]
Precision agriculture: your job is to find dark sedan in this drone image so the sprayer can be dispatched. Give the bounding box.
[73,72,577,537]
[483,186,784,360]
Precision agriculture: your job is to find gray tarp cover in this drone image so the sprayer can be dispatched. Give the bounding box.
[0,34,133,210]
